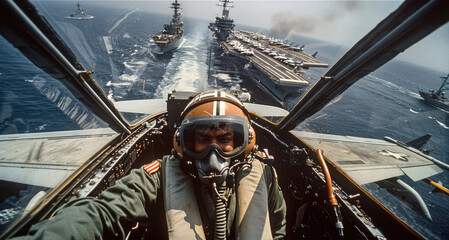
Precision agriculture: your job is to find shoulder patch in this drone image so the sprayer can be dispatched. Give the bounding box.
[143,161,160,175]
[255,148,274,164]
[258,151,267,158]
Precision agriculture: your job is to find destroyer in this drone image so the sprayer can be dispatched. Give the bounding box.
[65,2,94,20]
[152,0,184,54]
[420,74,449,111]
[209,0,328,107]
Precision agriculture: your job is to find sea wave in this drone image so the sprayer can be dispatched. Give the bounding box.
[427,116,449,130]
[435,119,449,129]
[155,26,210,98]
[409,108,419,114]
[366,74,421,99]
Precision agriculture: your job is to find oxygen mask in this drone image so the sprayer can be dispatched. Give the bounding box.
[195,149,230,186]
[178,115,250,186]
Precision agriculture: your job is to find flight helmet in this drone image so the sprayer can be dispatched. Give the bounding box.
[173,90,256,182]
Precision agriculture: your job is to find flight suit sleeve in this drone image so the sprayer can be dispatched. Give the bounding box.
[266,165,287,239]
[12,164,162,240]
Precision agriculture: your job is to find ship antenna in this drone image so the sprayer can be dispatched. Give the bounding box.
[217,0,233,18]
[171,0,181,24]
[435,74,449,96]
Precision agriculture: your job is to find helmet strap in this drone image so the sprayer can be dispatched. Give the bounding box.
[176,150,198,178]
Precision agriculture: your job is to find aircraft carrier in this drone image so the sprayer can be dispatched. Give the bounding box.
[209,0,328,106]
[152,0,184,54]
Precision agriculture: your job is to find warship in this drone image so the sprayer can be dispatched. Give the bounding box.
[419,74,449,111]
[65,2,94,19]
[208,0,328,107]
[152,0,184,55]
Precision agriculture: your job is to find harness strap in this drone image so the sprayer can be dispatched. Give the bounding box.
[164,155,206,240]
[235,159,273,239]
[163,156,272,239]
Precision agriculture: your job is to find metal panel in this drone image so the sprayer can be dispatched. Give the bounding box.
[114,99,167,115]
[291,131,443,185]
[0,163,78,188]
[401,164,443,182]
[0,129,118,186]
[344,166,404,185]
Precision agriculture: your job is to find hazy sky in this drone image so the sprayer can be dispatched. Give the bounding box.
[135,0,448,73]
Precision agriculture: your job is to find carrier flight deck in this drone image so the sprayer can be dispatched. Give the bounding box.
[208,0,328,105]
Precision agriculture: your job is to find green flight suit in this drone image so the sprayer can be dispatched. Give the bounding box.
[13,155,286,239]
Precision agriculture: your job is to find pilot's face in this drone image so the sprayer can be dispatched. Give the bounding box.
[193,128,234,153]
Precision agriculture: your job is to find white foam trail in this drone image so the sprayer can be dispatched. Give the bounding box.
[177,37,186,49]
[435,119,449,129]
[116,61,148,85]
[366,74,421,99]
[427,116,449,129]
[108,8,139,34]
[156,26,209,98]
[123,61,147,76]
[409,108,419,114]
[119,74,138,82]
[110,81,132,86]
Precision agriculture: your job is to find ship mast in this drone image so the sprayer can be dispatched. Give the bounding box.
[209,0,235,41]
[219,0,232,19]
[171,0,181,25]
[435,74,449,96]
[157,0,183,36]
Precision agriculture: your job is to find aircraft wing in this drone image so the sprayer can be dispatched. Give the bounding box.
[0,129,118,188]
[244,103,289,116]
[114,98,289,120]
[114,99,167,115]
[292,131,443,185]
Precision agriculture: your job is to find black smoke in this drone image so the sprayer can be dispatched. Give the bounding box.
[269,2,361,38]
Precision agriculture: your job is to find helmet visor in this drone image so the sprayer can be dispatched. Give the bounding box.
[179,115,249,159]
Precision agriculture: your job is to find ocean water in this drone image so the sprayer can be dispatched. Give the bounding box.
[0,1,448,238]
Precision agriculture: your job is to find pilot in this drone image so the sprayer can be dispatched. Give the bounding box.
[13,90,286,240]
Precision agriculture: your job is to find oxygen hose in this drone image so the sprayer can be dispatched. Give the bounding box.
[316,149,344,238]
[213,183,227,240]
